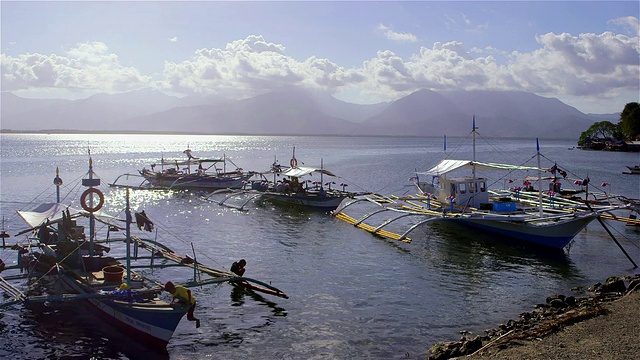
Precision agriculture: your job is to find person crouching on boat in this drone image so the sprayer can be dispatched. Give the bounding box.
[165,281,201,328]
[230,259,246,276]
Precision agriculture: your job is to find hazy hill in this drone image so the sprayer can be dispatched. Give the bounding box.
[127,90,362,135]
[1,89,179,131]
[1,88,619,138]
[361,89,610,138]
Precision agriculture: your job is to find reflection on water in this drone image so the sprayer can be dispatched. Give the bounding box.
[424,223,575,277]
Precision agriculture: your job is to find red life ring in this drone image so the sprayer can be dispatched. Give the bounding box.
[290,158,298,168]
[80,188,104,212]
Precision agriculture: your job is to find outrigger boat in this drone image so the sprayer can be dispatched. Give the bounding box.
[334,118,627,250]
[214,148,361,211]
[623,165,640,175]
[110,149,254,190]
[0,156,287,348]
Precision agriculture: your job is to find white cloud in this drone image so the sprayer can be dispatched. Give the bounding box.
[1,41,151,92]
[341,29,638,105]
[508,31,639,97]
[608,16,640,36]
[159,35,363,97]
[444,13,488,33]
[376,24,418,43]
[169,37,178,43]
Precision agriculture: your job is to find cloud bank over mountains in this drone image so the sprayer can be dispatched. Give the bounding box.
[2,22,638,114]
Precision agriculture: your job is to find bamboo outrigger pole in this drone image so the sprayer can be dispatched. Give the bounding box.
[586,202,638,268]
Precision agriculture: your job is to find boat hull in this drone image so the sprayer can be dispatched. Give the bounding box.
[443,213,597,249]
[57,273,188,347]
[260,192,347,210]
[141,170,251,190]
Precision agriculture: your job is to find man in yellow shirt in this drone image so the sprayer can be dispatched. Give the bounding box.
[164,281,200,328]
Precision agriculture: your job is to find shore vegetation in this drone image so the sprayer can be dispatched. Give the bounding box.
[578,102,640,151]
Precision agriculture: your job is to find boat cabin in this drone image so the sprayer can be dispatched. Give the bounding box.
[415,159,527,213]
[419,175,489,210]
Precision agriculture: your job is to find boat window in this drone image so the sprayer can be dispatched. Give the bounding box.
[468,182,475,193]
[458,183,466,194]
[479,181,486,192]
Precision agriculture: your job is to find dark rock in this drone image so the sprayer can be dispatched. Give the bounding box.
[601,277,626,293]
[546,294,566,303]
[429,341,458,360]
[627,279,640,293]
[460,336,483,355]
[589,282,603,292]
[565,296,576,306]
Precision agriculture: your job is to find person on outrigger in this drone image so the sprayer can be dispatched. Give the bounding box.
[230,259,246,276]
[164,281,200,328]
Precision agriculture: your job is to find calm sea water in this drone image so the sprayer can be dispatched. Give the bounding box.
[1,133,639,359]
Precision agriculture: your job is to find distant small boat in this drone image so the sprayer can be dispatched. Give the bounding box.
[111,149,254,190]
[256,164,353,210]
[623,165,640,175]
[215,148,364,211]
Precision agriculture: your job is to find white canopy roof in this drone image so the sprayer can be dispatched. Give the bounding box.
[280,166,336,178]
[158,158,224,166]
[16,202,124,236]
[417,159,543,177]
[17,203,84,229]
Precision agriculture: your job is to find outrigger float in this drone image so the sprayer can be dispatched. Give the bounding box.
[0,155,287,348]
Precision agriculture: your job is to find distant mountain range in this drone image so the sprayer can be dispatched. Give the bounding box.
[1,88,619,139]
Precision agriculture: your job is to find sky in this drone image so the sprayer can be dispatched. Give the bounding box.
[1,1,639,114]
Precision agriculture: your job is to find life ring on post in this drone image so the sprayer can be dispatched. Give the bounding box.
[290,158,298,168]
[80,188,104,212]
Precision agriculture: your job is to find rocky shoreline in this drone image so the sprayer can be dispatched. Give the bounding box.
[428,274,640,360]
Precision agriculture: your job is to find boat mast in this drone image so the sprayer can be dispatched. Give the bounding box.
[125,188,131,286]
[472,116,477,183]
[273,155,277,183]
[86,155,97,256]
[320,158,324,189]
[54,167,62,203]
[537,138,543,217]
[81,151,101,257]
[444,134,447,157]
